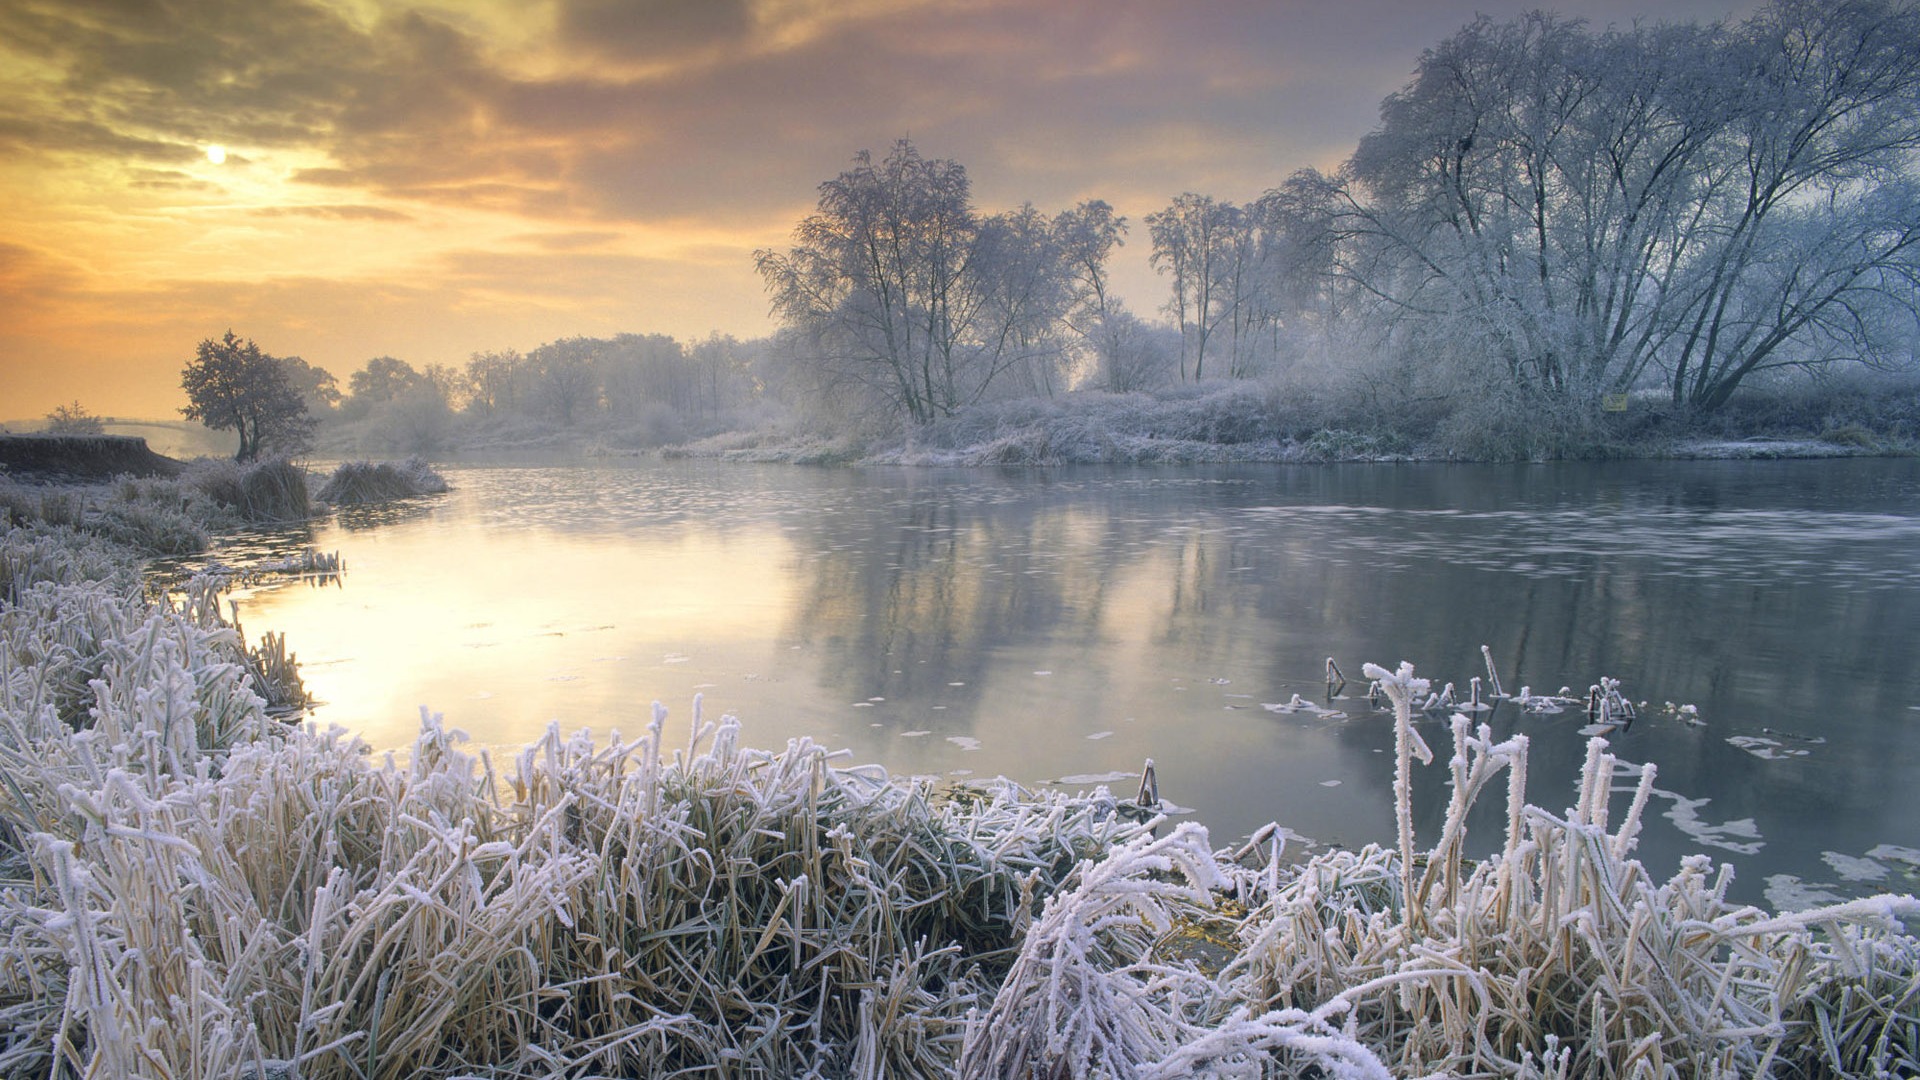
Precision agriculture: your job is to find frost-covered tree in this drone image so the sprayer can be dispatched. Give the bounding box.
[1297,0,1920,410]
[275,356,341,416]
[757,140,1090,425]
[1147,193,1238,383]
[525,337,601,425]
[180,331,315,461]
[42,400,105,435]
[463,349,524,414]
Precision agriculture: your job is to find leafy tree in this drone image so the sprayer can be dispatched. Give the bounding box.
[180,331,315,460]
[43,401,105,435]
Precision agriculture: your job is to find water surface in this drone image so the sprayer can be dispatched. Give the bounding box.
[230,457,1920,907]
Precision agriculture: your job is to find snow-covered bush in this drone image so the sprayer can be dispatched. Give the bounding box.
[315,457,448,506]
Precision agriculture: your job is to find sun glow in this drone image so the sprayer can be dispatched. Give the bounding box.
[205,144,226,164]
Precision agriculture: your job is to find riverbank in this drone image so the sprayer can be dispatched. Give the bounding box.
[0,433,184,482]
[261,371,1920,466]
[3,478,1917,1076]
[664,381,1920,466]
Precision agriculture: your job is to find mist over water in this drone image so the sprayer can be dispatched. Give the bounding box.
[231,457,1920,905]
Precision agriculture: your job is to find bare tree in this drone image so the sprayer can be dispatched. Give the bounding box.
[1148,194,1239,382]
[757,140,1086,425]
[1302,0,1920,410]
[43,401,105,435]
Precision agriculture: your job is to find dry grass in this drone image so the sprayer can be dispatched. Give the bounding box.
[315,458,448,506]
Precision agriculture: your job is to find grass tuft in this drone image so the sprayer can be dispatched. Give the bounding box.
[315,457,449,506]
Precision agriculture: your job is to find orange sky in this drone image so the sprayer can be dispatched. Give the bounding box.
[1,0,1756,420]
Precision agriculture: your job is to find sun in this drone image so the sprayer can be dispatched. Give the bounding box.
[205,144,227,165]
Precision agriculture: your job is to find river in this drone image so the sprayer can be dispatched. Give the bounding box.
[225,456,1920,908]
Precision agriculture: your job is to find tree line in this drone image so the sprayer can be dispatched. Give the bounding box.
[173,0,1920,456]
[756,0,1920,430]
[178,330,769,460]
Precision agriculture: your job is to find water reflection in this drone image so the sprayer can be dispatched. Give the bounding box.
[230,458,1920,905]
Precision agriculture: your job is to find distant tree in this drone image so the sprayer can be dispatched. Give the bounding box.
[180,331,316,460]
[346,356,424,411]
[1055,200,1134,391]
[463,349,524,414]
[276,356,342,415]
[526,338,602,424]
[757,139,1086,424]
[1147,194,1239,382]
[420,363,467,413]
[43,400,105,435]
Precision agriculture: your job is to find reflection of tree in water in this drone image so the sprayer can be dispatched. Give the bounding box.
[777,461,1920,904]
[332,499,437,531]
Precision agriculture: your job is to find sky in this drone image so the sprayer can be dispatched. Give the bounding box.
[1,0,1758,420]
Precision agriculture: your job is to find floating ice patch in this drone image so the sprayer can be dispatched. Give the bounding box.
[473,690,493,700]
[1054,771,1138,785]
[868,697,886,702]
[946,736,981,751]
[1033,670,1052,676]
[1867,844,1920,869]
[1086,731,1113,741]
[1653,788,1763,854]
[1765,874,1849,912]
[662,653,690,664]
[950,768,973,776]
[1823,851,1890,882]
[546,674,579,682]
[900,730,931,738]
[1262,694,1345,719]
[851,702,874,708]
[1726,735,1809,760]
[1319,779,1341,787]
[1208,677,1231,685]
[948,681,966,687]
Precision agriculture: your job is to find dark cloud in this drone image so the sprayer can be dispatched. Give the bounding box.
[556,0,753,61]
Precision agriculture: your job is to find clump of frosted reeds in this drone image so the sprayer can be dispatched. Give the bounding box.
[1206,661,1920,1077]
[971,660,1919,1078]
[315,456,447,506]
[184,457,315,523]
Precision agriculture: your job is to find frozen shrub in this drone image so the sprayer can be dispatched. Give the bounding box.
[186,457,313,523]
[315,457,447,505]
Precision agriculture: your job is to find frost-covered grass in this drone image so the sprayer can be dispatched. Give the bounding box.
[1,458,321,557]
[314,457,449,506]
[2,524,1915,1076]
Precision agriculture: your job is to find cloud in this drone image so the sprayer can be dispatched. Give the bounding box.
[249,204,417,222]
[555,0,753,61]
